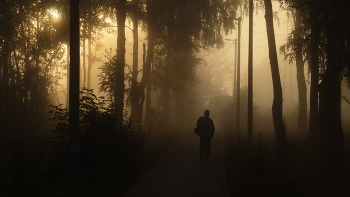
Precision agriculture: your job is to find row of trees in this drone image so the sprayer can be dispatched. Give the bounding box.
[100,0,240,130]
[229,0,349,169]
[0,0,242,195]
[0,0,68,143]
[1,0,349,194]
[0,0,241,138]
[278,0,349,166]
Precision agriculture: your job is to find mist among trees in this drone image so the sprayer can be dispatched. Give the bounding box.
[0,0,349,196]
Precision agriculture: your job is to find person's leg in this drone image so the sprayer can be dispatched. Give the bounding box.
[200,136,205,158]
[205,138,211,159]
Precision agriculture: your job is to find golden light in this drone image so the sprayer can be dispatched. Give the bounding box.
[48,8,60,19]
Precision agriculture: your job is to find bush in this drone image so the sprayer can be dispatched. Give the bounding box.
[47,89,145,196]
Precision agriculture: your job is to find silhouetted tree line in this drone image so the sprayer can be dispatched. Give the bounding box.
[279,0,350,167]
[99,0,239,130]
[3,0,348,195]
[0,0,239,196]
[0,0,66,140]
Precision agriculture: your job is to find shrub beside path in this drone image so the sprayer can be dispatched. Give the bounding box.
[123,123,229,197]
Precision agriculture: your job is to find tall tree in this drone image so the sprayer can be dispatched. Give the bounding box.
[130,0,156,128]
[130,0,142,129]
[100,0,238,129]
[114,0,127,119]
[294,8,308,136]
[280,2,309,137]
[0,0,14,127]
[0,0,67,138]
[80,0,107,90]
[69,0,80,185]
[291,0,347,165]
[152,0,239,126]
[322,0,346,166]
[288,0,348,167]
[307,4,320,141]
[263,0,287,167]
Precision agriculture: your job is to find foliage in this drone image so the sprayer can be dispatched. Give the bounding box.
[46,89,145,196]
[0,87,178,197]
[0,0,67,139]
[98,49,119,99]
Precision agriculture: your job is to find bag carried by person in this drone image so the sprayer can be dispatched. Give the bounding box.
[193,118,208,136]
[194,127,201,135]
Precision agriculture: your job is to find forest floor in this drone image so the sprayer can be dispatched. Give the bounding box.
[224,132,350,197]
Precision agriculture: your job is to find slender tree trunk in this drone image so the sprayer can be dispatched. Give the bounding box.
[0,35,10,129]
[318,80,327,149]
[34,12,41,107]
[87,25,92,90]
[324,18,345,167]
[161,82,170,124]
[162,55,171,125]
[142,43,151,125]
[307,8,319,141]
[294,9,308,135]
[263,0,287,168]
[145,79,151,125]
[82,32,86,89]
[134,0,155,128]
[1,30,10,119]
[66,44,70,107]
[114,0,127,118]
[131,14,141,129]
[69,0,80,185]
[23,15,31,114]
[247,0,253,144]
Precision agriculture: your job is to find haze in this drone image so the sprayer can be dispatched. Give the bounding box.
[1,0,349,196]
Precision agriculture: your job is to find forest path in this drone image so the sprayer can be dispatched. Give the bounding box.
[123,122,229,197]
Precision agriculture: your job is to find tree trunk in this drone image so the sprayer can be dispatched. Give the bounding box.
[145,79,152,127]
[161,83,170,124]
[87,25,92,90]
[134,0,155,128]
[318,80,327,149]
[131,14,141,129]
[82,32,86,89]
[294,9,308,135]
[0,29,10,122]
[163,55,172,125]
[324,19,345,167]
[307,8,319,141]
[114,0,127,118]
[263,0,287,167]
[69,0,80,185]
[247,0,253,144]
[23,16,30,114]
[143,43,151,125]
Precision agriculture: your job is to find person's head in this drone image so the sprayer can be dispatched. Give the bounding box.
[204,110,210,116]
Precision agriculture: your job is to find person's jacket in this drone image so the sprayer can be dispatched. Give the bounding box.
[196,116,215,138]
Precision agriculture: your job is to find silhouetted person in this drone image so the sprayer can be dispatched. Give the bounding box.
[196,110,215,159]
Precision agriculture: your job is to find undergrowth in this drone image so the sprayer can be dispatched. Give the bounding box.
[224,130,350,197]
[0,89,183,197]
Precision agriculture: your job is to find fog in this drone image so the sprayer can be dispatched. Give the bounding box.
[1,0,350,196]
[59,6,322,129]
[58,4,303,134]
